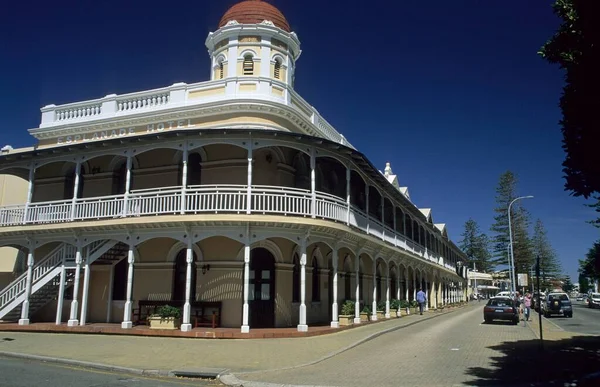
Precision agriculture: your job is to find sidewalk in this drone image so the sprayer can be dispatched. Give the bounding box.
[525,312,586,341]
[0,306,467,381]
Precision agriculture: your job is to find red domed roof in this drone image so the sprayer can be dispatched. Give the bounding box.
[219,0,290,32]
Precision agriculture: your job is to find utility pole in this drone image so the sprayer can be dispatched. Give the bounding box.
[536,255,544,351]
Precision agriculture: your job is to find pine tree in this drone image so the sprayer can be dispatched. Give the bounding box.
[490,171,534,274]
[532,219,562,289]
[459,218,492,272]
[562,276,574,293]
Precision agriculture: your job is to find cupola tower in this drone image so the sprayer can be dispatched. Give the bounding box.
[206,0,301,89]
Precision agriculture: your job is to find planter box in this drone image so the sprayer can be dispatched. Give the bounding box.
[149,316,181,330]
[376,311,385,320]
[338,315,354,326]
[360,312,370,322]
[395,309,402,318]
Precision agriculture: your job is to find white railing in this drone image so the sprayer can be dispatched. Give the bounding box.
[0,185,451,270]
[56,103,102,122]
[117,92,169,112]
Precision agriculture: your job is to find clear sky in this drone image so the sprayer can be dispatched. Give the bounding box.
[1,1,597,280]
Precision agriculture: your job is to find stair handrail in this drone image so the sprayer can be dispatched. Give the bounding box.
[0,243,67,309]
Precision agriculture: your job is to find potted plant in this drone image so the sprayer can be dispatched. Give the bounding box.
[360,306,371,322]
[149,305,182,330]
[400,300,410,315]
[390,299,401,317]
[376,301,386,320]
[410,300,419,314]
[338,300,355,326]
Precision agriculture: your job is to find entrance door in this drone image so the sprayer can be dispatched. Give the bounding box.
[249,248,275,328]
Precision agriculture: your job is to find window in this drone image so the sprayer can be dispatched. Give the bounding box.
[311,257,320,302]
[243,55,254,75]
[274,59,281,79]
[219,61,224,79]
[292,253,300,303]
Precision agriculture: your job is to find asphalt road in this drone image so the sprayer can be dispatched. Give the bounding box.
[0,356,221,387]
[239,303,539,386]
[541,301,600,335]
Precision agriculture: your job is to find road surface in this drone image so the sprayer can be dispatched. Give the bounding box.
[540,301,600,335]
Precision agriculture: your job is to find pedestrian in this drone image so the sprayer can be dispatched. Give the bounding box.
[523,293,532,321]
[416,288,426,315]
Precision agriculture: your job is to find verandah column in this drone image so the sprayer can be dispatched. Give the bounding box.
[396,267,401,301]
[424,272,429,312]
[123,154,132,216]
[354,253,361,324]
[56,247,67,324]
[246,138,253,215]
[181,239,194,332]
[365,185,370,234]
[241,227,251,333]
[345,167,351,226]
[371,259,377,321]
[330,246,339,328]
[121,245,135,329]
[22,164,35,224]
[310,147,316,218]
[385,264,390,319]
[67,244,83,327]
[298,237,308,332]
[404,269,409,301]
[412,270,417,301]
[79,248,91,325]
[70,160,81,220]
[180,142,188,215]
[18,242,35,325]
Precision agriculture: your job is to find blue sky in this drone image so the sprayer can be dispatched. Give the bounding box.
[1,1,597,280]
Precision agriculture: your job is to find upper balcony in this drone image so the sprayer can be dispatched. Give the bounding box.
[31,78,354,150]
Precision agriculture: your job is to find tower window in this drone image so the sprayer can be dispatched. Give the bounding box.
[243,55,254,75]
[219,61,224,79]
[274,59,281,80]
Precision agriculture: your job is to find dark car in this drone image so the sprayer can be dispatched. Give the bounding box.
[483,296,519,324]
[542,292,573,317]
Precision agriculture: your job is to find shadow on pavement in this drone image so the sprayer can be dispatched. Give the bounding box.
[464,335,600,386]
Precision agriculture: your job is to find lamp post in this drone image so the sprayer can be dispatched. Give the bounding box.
[506,242,514,295]
[508,195,534,296]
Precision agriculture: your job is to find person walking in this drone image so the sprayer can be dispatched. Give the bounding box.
[523,293,532,321]
[416,288,426,315]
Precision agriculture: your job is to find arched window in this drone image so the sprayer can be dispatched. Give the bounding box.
[292,253,300,303]
[218,60,224,79]
[311,257,320,302]
[274,59,281,79]
[243,54,254,75]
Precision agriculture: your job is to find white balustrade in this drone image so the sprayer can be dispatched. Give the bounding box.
[0,185,452,271]
[117,93,169,112]
[56,104,102,122]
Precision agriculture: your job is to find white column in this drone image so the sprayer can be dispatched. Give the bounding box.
[404,271,409,301]
[67,246,83,327]
[181,240,194,332]
[18,249,35,325]
[385,265,390,318]
[180,143,188,214]
[79,253,91,325]
[354,254,361,324]
[346,168,351,225]
[241,243,251,333]
[424,273,429,312]
[396,270,400,301]
[123,154,132,216]
[298,238,308,332]
[412,270,417,301]
[55,249,66,324]
[246,141,253,214]
[70,161,81,220]
[371,259,377,321]
[23,164,35,224]
[310,147,316,218]
[121,246,135,329]
[106,265,114,323]
[330,247,339,328]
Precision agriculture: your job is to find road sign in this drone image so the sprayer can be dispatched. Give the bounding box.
[518,273,528,286]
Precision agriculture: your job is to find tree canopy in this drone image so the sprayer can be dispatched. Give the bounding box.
[459,218,492,272]
[539,0,600,226]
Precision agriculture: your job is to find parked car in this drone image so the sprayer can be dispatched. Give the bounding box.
[541,292,573,317]
[588,293,600,309]
[483,296,519,324]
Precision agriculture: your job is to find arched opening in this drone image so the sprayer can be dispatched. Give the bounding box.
[63,165,85,200]
[112,161,131,195]
[405,215,413,240]
[396,208,405,235]
[376,262,382,303]
[343,255,352,300]
[390,269,397,300]
[350,171,366,212]
[243,54,254,75]
[172,249,197,302]
[219,60,224,79]
[274,58,282,79]
[292,151,310,190]
[179,152,202,187]
[311,256,320,302]
[368,186,382,220]
[249,247,276,328]
[315,157,345,199]
[292,253,300,303]
[383,198,394,229]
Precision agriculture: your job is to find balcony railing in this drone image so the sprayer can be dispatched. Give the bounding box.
[0,185,447,269]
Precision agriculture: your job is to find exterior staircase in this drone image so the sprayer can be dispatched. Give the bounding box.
[0,240,119,321]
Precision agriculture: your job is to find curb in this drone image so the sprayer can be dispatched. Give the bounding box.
[0,306,468,387]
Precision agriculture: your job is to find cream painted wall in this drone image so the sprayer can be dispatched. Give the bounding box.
[0,174,28,205]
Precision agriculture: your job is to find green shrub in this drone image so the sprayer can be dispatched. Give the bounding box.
[340,300,355,315]
[390,299,401,310]
[377,300,386,311]
[155,305,181,319]
[361,305,371,314]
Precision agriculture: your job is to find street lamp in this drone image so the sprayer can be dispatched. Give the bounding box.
[506,242,514,295]
[508,195,534,296]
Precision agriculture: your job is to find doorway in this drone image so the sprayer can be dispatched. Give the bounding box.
[249,248,276,328]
